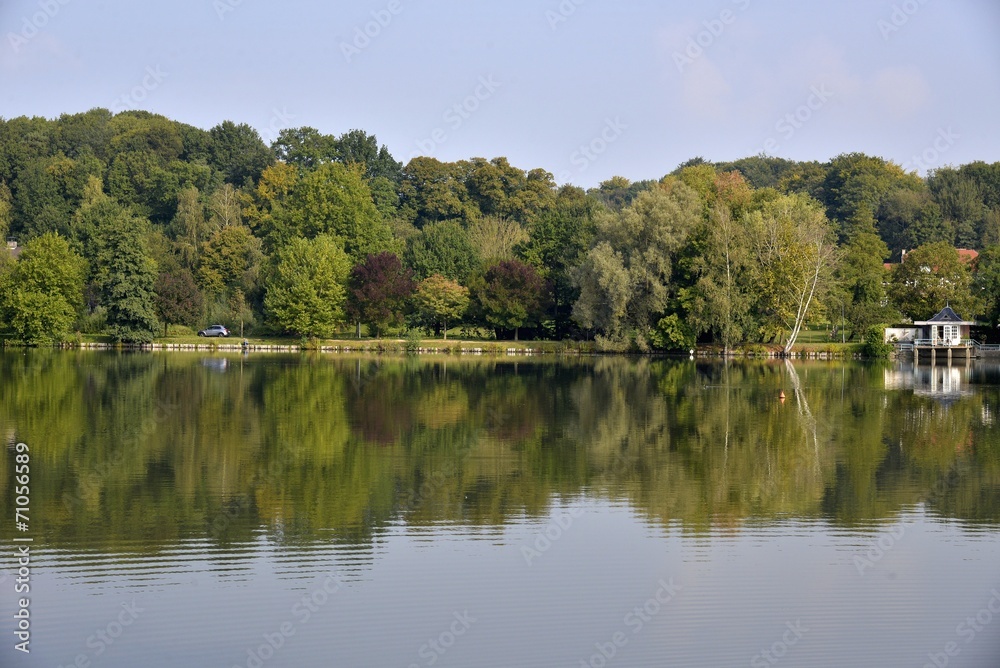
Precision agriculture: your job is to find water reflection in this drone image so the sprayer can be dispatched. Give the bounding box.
[0,352,998,554]
[884,360,976,402]
[2,353,1000,667]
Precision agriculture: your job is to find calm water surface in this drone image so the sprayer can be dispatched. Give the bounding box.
[1,353,999,667]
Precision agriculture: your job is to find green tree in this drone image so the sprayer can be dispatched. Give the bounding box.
[877,186,948,256]
[208,120,273,186]
[169,186,211,269]
[522,185,597,338]
[275,162,395,263]
[650,313,695,351]
[398,157,479,227]
[467,215,528,264]
[10,156,75,238]
[975,246,1000,325]
[685,204,752,353]
[822,153,911,240]
[573,182,702,344]
[264,235,351,337]
[198,225,263,298]
[0,182,12,242]
[745,193,837,351]
[928,167,986,248]
[0,232,85,343]
[272,127,336,168]
[92,207,159,343]
[208,183,243,229]
[590,176,654,212]
[834,214,895,338]
[891,242,982,320]
[413,274,470,339]
[404,220,479,282]
[333,129,403,183]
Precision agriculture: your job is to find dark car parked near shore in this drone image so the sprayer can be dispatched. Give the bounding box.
[198,325,230,337]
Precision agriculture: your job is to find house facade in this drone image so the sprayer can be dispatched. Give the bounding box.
[913,306,975,346]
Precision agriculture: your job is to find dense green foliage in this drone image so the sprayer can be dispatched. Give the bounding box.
[2,110,999,347]
[0,233,85,343]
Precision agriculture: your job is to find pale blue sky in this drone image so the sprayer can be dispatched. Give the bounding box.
[1,0,998,187]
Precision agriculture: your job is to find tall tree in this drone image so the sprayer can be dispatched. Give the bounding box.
[928,167,986,248]
[398,157,479,227]
[154,270,204,335]
[522,185,597,338]
[208,183,243,228]
[745,193,837,352]
[169,186,211,269]
[264,235,351,337]
[272,126,336,168]
[475,259,546,341]
[346,252,415,338]
[0,182,11,242]
[877,187,948,257]
[275,162,395,263]
[333,129,403,183]
[209,120,273,186]
[834,229,894,338]
[891,242,982,320]
[198,225,263,298]
[467,215,528,264]
[686,204,752,354]
[573,181,702,343]
[91,207,160,343]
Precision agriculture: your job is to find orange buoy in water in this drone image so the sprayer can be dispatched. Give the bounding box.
[779,390,786,403]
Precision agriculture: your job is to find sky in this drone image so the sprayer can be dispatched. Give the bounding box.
[1,0,998,188]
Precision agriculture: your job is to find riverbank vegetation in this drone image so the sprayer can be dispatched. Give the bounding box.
[2,109,999,350]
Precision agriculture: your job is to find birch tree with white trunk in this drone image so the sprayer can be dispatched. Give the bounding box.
[745,194,837,354]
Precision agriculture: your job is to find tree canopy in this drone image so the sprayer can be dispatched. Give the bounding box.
[2,109,1000,348]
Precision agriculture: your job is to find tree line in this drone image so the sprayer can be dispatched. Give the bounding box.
[1,108,999,347]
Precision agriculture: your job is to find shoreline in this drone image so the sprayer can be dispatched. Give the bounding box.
[6,339,870,360]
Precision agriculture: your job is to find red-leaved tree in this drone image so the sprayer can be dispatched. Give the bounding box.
[346,252,416,338]
[476,259,547,341]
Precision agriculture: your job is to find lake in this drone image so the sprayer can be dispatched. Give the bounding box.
[1,352,999,667]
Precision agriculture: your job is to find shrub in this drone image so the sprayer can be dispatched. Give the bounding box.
[862,325,894,359]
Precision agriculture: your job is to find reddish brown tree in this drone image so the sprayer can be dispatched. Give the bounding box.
[476,259,547,341]
[154,270,204,336]
[346,252,416,338]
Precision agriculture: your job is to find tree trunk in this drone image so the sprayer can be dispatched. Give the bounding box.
[784,238,831,354]
[443,320,448,340]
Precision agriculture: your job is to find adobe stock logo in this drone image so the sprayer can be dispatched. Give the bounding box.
[409,75,502,159]
[545,0,585,31]
[901,127,959,173]
[340,0,405,63]
[110,66,168,113]
[556,117,628,182]
[761,85,833,154]
[672,0,752,74]
[6,0,72,53]
[878,0,932,41]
